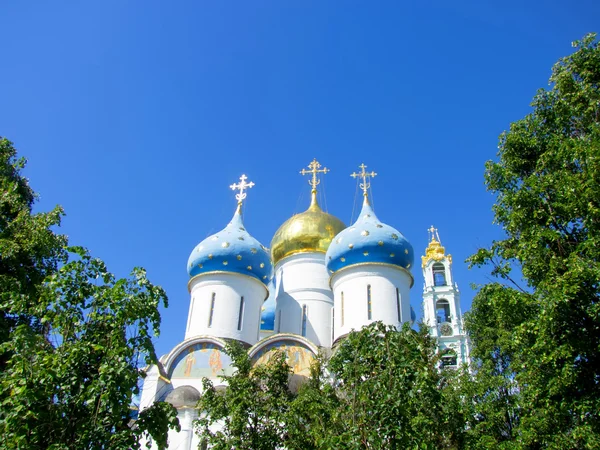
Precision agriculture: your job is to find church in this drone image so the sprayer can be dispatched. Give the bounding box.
[139,159,470,449]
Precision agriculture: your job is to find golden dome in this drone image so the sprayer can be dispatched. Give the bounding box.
[421,226,452,268]
[271,191,346,266]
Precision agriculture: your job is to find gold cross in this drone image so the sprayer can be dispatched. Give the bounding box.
[300,159,329,192]
[428,225,440,242]
[230,174,255,205]
[350,163,377,197]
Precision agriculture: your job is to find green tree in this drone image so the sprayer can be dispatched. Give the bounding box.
[299,322,465,449]
[0,138,178,449]
[461,284,533,449]
[467,33,600,449]
[0,137,67,365]
[285,354,340,450]
[196,323,465,449]
[196,341,293,450]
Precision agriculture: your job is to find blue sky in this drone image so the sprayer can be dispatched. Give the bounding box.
[1,1,597,357]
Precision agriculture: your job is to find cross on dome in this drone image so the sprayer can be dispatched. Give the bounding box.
[351,163,377,198]
[428,225,441,243]
[422,225,448,267]
[300,158,329,193]
[230,174,255,206]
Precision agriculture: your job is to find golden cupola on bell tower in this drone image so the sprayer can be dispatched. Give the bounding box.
[421,226,452,268]
[420,226,470,368]
[270,159,346,267]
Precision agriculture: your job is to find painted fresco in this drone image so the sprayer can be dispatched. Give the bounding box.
[251,339,315,391]
[169,342,234,379]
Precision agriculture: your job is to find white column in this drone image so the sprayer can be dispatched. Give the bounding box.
[177,409,197,450]
[274,253,333,347]
[139,364,168,411]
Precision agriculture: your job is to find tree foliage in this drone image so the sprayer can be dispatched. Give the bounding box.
[197,323,465,449]
[467,33,600,449]
[0,138,178,449]
[297,322,465,449]
[196,341,293,450]
[0,137,67,365]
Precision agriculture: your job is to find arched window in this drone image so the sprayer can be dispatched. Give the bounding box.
[441,349,457,367]
[187,296,195,332]
[208,292,216,327]
[332,307,335,342]
[396,288,402,322]
[237,296,245,330]
[367,285,372,320]
[432,263,446,286]
[257,308,261,341]
[436,299,451,323]
[301,305,308,337]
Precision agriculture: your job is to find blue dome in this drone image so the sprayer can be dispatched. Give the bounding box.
[187,208,273,285]
[325,199,414,274]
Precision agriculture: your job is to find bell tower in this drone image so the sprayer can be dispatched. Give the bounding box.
[421,227,470,367]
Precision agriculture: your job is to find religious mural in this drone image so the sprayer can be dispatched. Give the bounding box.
[169,342,234,379]
[251,339,316,391]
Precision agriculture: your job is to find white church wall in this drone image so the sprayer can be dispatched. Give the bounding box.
[139,364,169,411]
[330,264,412,343]
[186,273,267,345]
[159,409,198,450]
[139,396,200,450]
[274,253,334,347]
